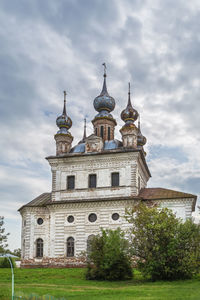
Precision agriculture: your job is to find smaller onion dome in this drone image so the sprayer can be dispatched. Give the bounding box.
[93,63,115,114]
[121,83,139,123]
[137,115,147,147]
[56,91,72,132]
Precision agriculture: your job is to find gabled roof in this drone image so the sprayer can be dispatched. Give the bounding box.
[18,188,197,212]
[139,187,197,200]
[18,193,51,211]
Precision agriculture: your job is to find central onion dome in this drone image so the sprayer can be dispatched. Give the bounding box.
[93,63,115,116]
[121,83,139,124]
[56,91,72,134]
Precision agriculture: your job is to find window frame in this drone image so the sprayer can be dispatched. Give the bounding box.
[88,174,97,188]
[111,172,119,187]
[67,175,75,190]
[67,237,74,257]
[36,238,43,258]
[88,213,97,223]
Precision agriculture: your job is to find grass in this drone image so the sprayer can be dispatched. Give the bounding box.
[0,268,200,300]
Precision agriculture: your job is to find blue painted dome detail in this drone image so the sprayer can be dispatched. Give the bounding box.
[104,139,122,150]
[93,72,115,113]
[56,91,72,133]
[71,142,85,153]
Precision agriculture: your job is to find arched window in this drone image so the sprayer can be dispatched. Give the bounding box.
[36,238,43,257]
[87,235,95,255]
[67,237,74,257]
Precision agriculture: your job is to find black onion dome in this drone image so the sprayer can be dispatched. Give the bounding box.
[56,91,72,131]
[137,117,147,146]
[121,83,138,123]
[93,66,115,113]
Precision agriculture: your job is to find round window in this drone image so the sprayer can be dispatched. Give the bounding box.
[88,213,97,223]
[37,218,43,225]
[112,213,119,221]
[67,215,74,223]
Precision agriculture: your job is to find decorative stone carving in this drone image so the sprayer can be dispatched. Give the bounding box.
[85,134,103,153]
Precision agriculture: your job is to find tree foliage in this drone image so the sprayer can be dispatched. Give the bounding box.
[126,203,200,281]
[86,228,133,281]
[0,257,16,268]
[0,216,9,253]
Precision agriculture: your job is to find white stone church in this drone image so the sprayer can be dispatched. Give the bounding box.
[19,66,197,268]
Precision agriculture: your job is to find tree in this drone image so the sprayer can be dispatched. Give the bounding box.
[12,248,21,258]
[126,203,200,281]
[86,228,133,281]
[0,216,10,253]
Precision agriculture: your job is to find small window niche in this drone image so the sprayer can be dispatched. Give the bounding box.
[67,175,75,190]
[100,126,104,138]
[111,172,119,187]
[89,174,96,188]
[108,127,111,140]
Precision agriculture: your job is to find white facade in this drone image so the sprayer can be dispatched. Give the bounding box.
[19,149,196,266]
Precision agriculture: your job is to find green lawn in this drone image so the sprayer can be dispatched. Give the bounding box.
[0,268,200,300]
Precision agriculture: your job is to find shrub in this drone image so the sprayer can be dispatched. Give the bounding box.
[126,203,200,281]
[86,228,133,281]
[0,257,16,268]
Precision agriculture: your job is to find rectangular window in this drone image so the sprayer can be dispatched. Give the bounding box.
[111,172,119,187]
[89,174,96,188]
[100,126,104,138]
[95,128,98,136]
[108,127,111,140]
[67,176,75,190]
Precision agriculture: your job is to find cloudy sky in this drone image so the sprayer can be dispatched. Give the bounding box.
[0,0,200,250]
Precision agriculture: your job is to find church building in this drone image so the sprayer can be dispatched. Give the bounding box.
[19,65,197,268]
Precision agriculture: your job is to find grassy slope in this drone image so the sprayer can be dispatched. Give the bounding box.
[0,268,200,300]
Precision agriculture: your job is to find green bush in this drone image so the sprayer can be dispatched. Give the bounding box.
[0,257,16,268]
[126,203,200,281]
[86,228,133,281]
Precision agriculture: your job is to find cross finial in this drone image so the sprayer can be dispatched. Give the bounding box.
[63,90,67,102]
[83,118,87,140]
[62,91,67,115]
[102,63,107,77]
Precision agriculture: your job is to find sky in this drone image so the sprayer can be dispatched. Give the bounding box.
[0,0,200,250]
